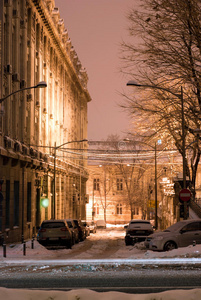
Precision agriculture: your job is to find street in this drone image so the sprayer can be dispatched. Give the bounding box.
[1,226,201,294]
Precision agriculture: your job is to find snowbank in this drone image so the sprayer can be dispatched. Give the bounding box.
[1,287,201,300]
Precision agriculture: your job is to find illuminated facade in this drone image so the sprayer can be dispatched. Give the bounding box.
[0,0,91,242]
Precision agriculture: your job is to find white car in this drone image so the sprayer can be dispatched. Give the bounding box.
[37,219,72,248]
[145,219,201,251]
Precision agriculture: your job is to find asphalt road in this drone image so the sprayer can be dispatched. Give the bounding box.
[1,228,201,294]
[0,265,201,294]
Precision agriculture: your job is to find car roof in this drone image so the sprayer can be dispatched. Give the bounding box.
[130,219,151,223]
[42,219,66,223]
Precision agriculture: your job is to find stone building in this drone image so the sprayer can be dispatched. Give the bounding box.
[85,141,160,224]
[0,0,91,243]
[86,164,148,224]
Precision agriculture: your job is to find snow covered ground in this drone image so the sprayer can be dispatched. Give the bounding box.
[1,223,201,260]
[1,286,201,300]
[1,224,201,299]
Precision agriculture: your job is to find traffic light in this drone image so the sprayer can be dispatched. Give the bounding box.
[41,197,49,208]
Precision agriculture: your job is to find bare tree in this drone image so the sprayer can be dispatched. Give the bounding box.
[121,0,201,195]
[105,135,152,219]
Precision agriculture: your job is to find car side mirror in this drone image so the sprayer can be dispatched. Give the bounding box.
[124,225,128,229]
[180,229,186,234]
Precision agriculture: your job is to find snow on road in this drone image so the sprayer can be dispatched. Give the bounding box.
[1,225,201,299]
[1,224,201,261]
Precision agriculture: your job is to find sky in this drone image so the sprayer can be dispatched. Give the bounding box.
[54,0,136,141]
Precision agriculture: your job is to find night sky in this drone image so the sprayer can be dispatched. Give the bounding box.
[54,0,136,141]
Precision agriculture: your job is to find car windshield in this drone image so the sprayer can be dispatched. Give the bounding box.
[67,221,73,228]
[130,221,150,225]
[163,221,186,232]
[41,222,65,229]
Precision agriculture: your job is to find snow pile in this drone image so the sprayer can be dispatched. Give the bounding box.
[1,287,201,300]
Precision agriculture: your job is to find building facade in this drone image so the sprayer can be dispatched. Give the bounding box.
[86,164,154,225]
[0,0,91,243]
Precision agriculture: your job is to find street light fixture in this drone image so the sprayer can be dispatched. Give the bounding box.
[127,80,188,219]
[0,81,47,103]
[52,139,88,219]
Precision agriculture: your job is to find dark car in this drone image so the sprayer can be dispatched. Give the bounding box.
[73,219,86,241]
[37,219,72,248]
[125,219,154,246]
[81,220,90,236]
[145,219,201,251]
[66,219,79,244]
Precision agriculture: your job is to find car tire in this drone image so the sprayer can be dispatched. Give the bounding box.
[164,241,177,251]
[125,241,132,246]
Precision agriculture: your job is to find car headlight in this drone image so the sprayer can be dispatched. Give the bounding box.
[154,235,164,241]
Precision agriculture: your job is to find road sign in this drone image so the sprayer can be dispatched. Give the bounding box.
[179,188,192,202]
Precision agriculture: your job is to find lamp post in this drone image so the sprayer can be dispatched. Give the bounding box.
[127,80,187,219]
[52,139,88,219]
[0,81,47,103]
[124,138,160,229]
[0,81,47,243]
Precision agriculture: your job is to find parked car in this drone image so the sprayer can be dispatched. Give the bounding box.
[66,219,79,244]
[81,220,90,236]
[125,219,154,246]
[87,221,97,233]
[145,219,201,251]
[96,219,106,229]
[37,219,72,248]
[73,219,86,241]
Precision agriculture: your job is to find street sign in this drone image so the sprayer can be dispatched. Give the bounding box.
[179,188,192,202]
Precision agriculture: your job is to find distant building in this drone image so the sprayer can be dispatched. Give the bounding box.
[0,0,91,243]
[86,141,157,224]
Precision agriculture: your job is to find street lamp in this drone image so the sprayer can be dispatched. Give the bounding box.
[0,81,47,103]
[124,138,160,229]
[127,80,187,219]
[52,139,88,219]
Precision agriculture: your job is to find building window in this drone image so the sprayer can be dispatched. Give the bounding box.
[93,178,100,191]
[27,182,31,222]
[133,207,139,215]
[94,203,99,215]
[14,181,19,226]
[117,203,122,215]
[117,178,123,191]
[6,180,10,228]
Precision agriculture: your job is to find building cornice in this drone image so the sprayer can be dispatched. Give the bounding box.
[32,0,91,102]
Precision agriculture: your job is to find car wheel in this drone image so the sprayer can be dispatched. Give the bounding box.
[164,241,177,251]
[125,241,132,246]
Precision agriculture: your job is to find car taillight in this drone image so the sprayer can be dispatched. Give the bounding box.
[39,228,46,233]
[60,227,68,231]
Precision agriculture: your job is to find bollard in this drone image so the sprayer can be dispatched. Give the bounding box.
[21,235,24,244]
[193,240,196,247]
[3,243,6,258]
[31,236,34,249]
[23,241,26,256]
[1,236,4,247]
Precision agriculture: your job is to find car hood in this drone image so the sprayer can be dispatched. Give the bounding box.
[148,230,176,238]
